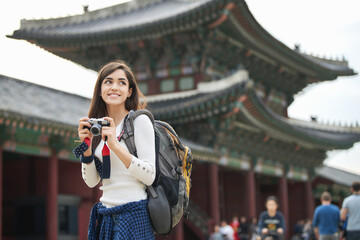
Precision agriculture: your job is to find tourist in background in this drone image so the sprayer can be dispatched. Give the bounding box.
[302,219,315,240]
[230,216,240,240]
[220,220,235,240]
[293,219,305,239]
[238,216,250,240]
[210,225,224,240]
[249,217,259,240]
[258,195,285,240]
[313,192,340,240]
[341,181,360,240]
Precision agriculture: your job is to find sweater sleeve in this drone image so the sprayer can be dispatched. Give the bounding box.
[127,114,156,186]
[81,161,101,188]
[258,212,266,230]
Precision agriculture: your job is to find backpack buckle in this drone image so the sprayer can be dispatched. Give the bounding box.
[172,167,182,176]
[122,130,134,140]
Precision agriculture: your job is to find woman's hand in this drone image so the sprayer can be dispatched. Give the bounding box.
[101,117,119,150]
[78,117,92,142]
[277,228,284,234]
[101,116,133,168]
[261,228,269,234]
[78,117,93,157]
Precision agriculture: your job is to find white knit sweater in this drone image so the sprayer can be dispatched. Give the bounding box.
[81,114,156,208]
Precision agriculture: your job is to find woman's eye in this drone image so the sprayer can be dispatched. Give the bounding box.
[104,80,112,84]
[120,81,127,85]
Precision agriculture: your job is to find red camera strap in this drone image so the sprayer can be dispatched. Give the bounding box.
[101,141,111,179]
[73,137,111,179]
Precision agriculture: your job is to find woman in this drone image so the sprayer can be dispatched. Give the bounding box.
[75,60,156,239]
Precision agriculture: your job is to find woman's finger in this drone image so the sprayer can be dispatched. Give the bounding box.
[79,117,89,122]
[78,121,91,131]
[103,116,115,127]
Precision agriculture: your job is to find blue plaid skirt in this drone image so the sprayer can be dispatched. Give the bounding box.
[88,199,154,240]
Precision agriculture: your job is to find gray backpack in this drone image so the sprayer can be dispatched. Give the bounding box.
[121,109,193,235]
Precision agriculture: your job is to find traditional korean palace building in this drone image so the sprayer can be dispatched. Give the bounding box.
[4,0,360,239]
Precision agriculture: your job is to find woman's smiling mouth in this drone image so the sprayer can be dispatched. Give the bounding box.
[108,93,120,97]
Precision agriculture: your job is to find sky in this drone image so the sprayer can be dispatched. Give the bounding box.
[0,0,359,174]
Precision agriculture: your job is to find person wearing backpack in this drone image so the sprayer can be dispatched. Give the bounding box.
[74,60,156,239]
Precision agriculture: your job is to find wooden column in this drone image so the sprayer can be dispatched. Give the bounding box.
[304,180,314,219]
[246,170,256,219]
[46,149,58,240]
[94,185,102,203]
[279,177,289,239]
[0,147,3,239]
[209,164,220,225]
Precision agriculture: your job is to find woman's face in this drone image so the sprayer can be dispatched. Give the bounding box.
[101,69,132,107]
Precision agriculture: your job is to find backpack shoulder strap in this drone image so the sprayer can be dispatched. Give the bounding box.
[121,110,158,196]
[121,109,155,157]
[130,109,155,125]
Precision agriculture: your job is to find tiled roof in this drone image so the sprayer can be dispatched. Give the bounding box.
[242,92,360,149]
[0,74,90,126]
[316,166,360,187]
[9,0,217,40]
[301,53,354,74]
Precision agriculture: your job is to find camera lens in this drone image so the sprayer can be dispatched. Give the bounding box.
[90,124,102,136]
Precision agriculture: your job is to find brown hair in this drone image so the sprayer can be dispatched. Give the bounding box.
[88,60,147,149]
[352,182,360,192]
[266,195,279,206]
[321,192,331,201]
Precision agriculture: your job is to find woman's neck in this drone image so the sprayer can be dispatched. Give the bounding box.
[107,104,129,126]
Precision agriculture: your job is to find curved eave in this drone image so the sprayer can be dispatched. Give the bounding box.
[7,0,224,46]
[0,109,76,132]
[148,70,250,122]
[220,0,355,79]
[147,79,360,150]
[239,91,360,150]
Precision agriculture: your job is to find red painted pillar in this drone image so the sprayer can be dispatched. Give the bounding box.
[246,170,256,219]
[209,164,220,225]
[174,218,184,240]
[279,177,289,239]
[304,180,314,219]
[0,147,3,239]
[94,185,102,203]
[47,150,58,240]
[78,201,93,240]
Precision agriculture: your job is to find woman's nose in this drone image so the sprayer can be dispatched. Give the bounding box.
[111,84,119,90]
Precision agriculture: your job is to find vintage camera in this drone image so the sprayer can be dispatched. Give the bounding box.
[84,118,110,136]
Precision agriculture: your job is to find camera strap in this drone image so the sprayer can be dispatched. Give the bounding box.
[73,137,91,158]
[101,141,111,179]
[73,137,111,179]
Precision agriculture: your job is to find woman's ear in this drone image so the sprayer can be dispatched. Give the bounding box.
[128,88,133,98]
